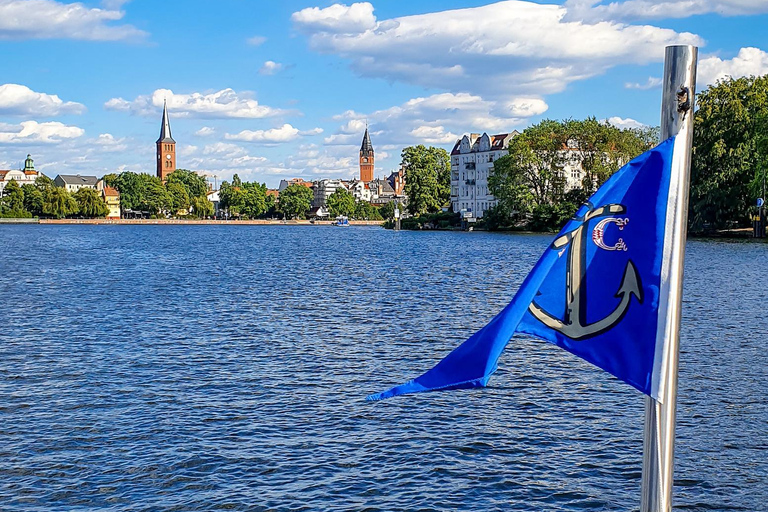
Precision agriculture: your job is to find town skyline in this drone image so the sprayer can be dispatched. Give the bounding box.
[1,0,767,187]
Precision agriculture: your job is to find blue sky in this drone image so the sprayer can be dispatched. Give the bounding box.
[1,0,767,187]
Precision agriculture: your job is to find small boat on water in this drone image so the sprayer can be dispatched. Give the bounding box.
[333,215,350,227]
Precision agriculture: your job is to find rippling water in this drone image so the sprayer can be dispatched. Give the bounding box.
[1,225,766,511]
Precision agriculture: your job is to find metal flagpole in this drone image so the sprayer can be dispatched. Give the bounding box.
[640,45,698,512]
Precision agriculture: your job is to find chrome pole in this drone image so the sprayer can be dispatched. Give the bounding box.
[640,45,698,512]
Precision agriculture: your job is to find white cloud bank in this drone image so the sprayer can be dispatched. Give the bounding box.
[564,0,768,23]
[105,88,287,119]
[292,1,701,98]
[0,84,85,116]
[0,120,84,144]
[0,0,147,41]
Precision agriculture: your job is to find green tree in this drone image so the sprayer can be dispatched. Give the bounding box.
[402,145,450,216]
[489,119,567,218]
[690,75,768,231]
[490,118,656,231]
[43,187,78,219]
[35,174,55,191]
[73,188,109,218]
[141,177,171,215]
[191,195,214,217]
[21,184,43,216]
[242,186,267,218]
[166,169,208,199]
[278,183,313,219]
[167,181,190,214]
[232,174,243,188]
[1,179,25,213]
[353,200,383,220]
[327,188,356,217]
[379,201,398,220]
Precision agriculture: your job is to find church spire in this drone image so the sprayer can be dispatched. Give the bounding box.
[156,100,175,144]
[360,125,373,156]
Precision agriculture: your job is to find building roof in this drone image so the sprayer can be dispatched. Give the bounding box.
[451,131,518,155]
[156,100,175,144]
[0,170,9,178]
[56,174,99,186]
[266,189,279,197]
[102,186,119,197]
[360,127,373,156]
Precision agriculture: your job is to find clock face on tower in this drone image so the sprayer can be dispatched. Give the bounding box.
[166,154,172,160]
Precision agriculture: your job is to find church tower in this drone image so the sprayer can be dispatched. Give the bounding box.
[359,126,374,183]
[156,100,176,181]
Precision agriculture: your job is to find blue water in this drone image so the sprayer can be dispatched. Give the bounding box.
[1,225,766,511]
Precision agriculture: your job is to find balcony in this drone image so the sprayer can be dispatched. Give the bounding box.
[465,179,476,185]
[465,162,476,170]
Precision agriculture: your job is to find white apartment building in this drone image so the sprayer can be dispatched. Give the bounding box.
[54,174,99,193]
[450,132,517,219]
[313,179,347,208]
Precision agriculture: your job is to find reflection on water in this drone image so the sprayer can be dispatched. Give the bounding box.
[0,226,765,511]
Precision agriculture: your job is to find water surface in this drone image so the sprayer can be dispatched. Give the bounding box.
[1,225,766,511]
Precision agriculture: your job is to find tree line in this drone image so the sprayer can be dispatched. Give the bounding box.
[104,169,213,217]
[0,175,111,219]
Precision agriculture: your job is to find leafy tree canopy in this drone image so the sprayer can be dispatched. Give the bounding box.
[73,188,109,218]
[690,75,768,231]
[279,183,313,219]
[327,188,356,217]
[401,145,450,216]
[166,169,208,199]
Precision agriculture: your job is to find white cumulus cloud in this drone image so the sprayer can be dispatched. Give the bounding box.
[0,83,85,116]
[105,88,287,119]
[698,47,768,87]
[604,116,648,130]
[247,35,267,46]
[0,120,84,144]
[0,0,146,41]
[625,77,662,90]
[292,2,377,34]
[259,61,283,75]
[225,123,322,143]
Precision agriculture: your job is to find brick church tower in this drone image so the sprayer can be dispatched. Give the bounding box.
[359,126,374,183]
[156,100,176,181]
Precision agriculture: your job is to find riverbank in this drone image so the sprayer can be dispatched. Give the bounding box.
[0,218,383,226]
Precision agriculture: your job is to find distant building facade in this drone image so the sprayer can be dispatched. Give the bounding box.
[278,178,313,193]
[96,179,120,219]
[55,174,99,192]
[359,127,374,183]
[313,179,347,208]
[156,100,176,181]
[450,132,517,219]
[0,154,41,194]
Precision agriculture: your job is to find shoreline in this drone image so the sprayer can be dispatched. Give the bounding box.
[0,218,384,226]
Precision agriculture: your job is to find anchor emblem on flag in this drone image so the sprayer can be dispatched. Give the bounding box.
[528,202,644,340]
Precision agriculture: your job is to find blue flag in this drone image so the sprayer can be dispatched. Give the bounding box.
[368,136,683,402]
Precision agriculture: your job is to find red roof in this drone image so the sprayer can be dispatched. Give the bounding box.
[103,186,119,197]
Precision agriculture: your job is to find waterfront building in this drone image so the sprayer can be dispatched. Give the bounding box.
[360,127,374,183]
[388,167,405,197]
[96,179,121,219]
[347,179,372,202]
[368,178,396,206]
[156,100,176,181]
[450,132,518,219]
[207,189,220,216]
[312,179,347,208]
[0,154,42,194]
[278,178,313,193]
[54,174,99,192]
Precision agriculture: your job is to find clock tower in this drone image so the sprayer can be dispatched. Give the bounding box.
[156,100,176,181]
[359,126,374,183]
